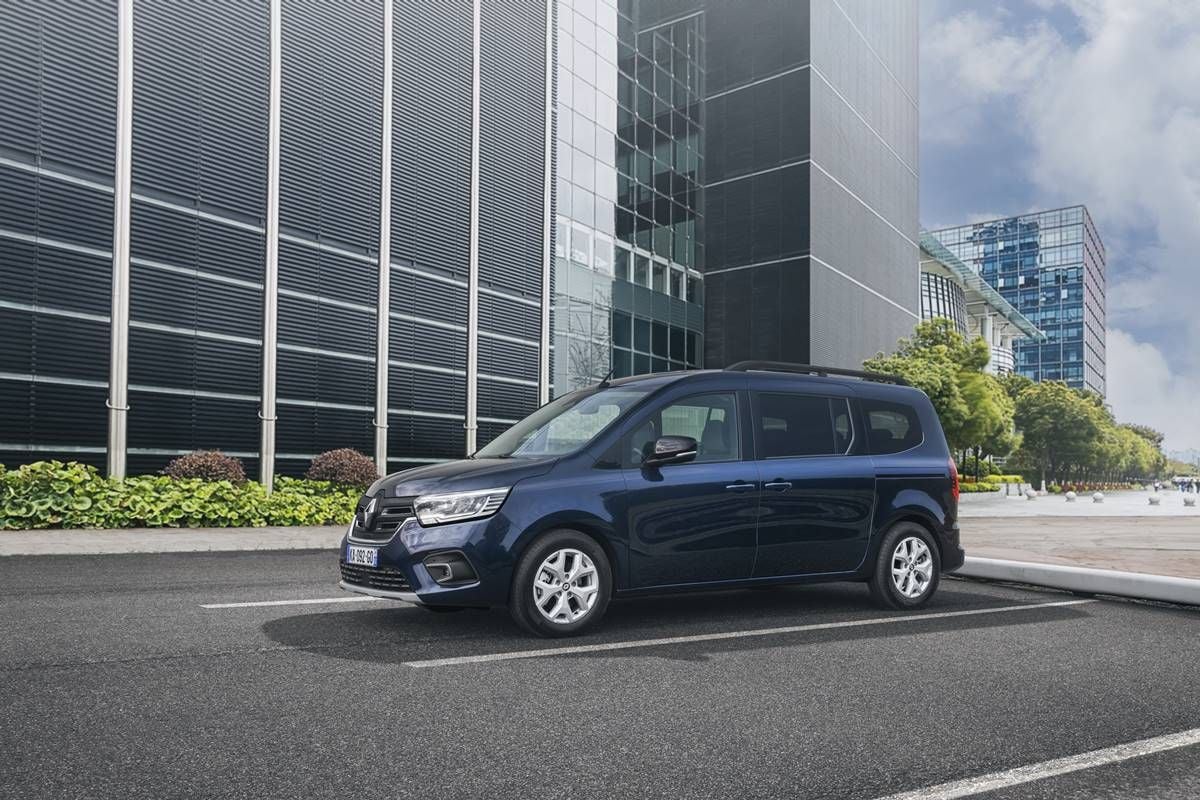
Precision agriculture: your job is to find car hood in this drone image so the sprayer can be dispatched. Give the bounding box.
[367,457,558,498]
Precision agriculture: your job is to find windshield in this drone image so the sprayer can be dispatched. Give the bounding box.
[475,385,655,459]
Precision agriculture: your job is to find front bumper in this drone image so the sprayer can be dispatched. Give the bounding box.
[339,579,422,604]
[337,515,514,608]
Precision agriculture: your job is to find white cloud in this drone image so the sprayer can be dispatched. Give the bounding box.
[1106,329,1200,451]
[920,10,1063,144]
[923,0,1200,449]
[1016,0,1200,437]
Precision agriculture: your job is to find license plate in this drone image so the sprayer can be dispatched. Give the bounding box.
[345,545,378,567]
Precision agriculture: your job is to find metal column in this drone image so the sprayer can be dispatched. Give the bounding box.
[105,0,134,479]
[465,0,481,454]
[537,0,554,406]
[259,0,283,492]
[374,0,395,475]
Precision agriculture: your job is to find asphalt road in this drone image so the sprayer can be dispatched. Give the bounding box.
[1,551,1198,799]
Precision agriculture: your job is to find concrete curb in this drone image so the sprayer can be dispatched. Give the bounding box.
[0,525,346,556]
[957,556,1200,607]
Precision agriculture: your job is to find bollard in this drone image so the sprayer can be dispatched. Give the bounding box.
[1185,496,1197,508]
[1024,487,1037,500]
[1092,492,1105,503]
[1065,491,1077,502]
[1149,495,1161,506]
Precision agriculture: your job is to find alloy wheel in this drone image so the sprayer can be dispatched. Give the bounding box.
[532,548,599,624]
[891,536,933,599]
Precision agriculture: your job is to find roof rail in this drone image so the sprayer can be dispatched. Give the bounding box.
[724,361,909,386]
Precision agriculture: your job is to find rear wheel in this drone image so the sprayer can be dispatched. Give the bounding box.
[509,529,612,637]
[868,522,941,609]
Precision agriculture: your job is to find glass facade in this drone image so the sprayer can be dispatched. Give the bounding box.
[930,206,1106,396]
[551,0,704,395]
[919,272,967,335]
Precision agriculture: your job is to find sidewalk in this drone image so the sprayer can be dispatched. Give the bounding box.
[0,525,346,556]
[960,517,1200,580]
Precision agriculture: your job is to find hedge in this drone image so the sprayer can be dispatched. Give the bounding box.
[0,461,359,530]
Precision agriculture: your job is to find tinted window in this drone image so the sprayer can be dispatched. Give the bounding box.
[627,392,739,465]
[862,399,923,454]
[755,393,840,458]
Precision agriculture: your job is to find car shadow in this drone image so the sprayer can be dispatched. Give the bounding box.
[260,582,1093,667]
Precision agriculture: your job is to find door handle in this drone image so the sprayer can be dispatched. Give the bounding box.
[725,482,757,492]
[764,481,793,491]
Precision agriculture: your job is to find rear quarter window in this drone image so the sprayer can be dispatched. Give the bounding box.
[861,399,923,454]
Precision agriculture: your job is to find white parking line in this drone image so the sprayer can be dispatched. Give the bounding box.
[403,598,1094,668]
[200,596,377,609]
[873,727,1200,800]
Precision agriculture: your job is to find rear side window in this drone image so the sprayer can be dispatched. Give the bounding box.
[755,393,852,458]
[861,399,923,454]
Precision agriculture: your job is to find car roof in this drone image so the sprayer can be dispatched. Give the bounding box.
[609,368,926,401]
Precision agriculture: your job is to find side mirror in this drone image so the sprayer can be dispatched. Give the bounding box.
[642,435,698,468]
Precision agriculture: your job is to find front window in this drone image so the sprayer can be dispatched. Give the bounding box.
[475,385,655,459]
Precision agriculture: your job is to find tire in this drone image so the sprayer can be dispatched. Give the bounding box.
[509,529,612,637]
[868,522,941,610]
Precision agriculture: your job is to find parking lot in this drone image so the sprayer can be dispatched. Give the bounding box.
[2,550,1198,799]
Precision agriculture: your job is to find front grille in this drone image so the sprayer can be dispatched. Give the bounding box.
[351,495,415,541]
[340,561,413,593]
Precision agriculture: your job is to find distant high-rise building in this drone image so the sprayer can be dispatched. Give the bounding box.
[930,206,1106,396]
[918,233,1043,376]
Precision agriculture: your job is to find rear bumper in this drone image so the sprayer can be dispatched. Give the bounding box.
[941,521,965,572]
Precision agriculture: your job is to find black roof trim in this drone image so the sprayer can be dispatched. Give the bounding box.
[724,361,909,386]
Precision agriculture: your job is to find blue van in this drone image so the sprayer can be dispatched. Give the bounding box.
[339,363,963,637]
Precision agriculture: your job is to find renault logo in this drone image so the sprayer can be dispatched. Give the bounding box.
[360,497,378,528]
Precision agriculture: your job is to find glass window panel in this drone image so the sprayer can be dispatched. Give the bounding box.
[634,317,650,352]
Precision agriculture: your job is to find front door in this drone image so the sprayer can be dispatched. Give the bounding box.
[621,391,760,588]
[751,392,876,576]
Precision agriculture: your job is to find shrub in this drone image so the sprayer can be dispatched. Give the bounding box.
[305,449,378,489]
[1,460,357,530]
[958,482,1000,493]
[162,450,247,485]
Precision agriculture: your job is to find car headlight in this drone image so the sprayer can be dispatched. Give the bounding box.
[413,487,510,526]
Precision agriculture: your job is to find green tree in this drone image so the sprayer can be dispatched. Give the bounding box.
[1011,382,1102,485]
[864,318,1014,469]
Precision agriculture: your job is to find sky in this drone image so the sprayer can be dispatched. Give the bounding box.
[918,0,1200,455]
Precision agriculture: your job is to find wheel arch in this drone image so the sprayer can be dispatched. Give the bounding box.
[510,513,626,592]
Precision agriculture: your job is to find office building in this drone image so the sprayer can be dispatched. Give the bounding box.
[701,1,920,367]
[919,233,1043,375]
[1,0,920,480]
[929,206,1106,395]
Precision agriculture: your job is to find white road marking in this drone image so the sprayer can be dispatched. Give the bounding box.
[403,598,1094,668]
[872,727,1200,800]
[201,596,377,609]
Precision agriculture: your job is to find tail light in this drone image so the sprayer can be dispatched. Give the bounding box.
[949,458,960,503]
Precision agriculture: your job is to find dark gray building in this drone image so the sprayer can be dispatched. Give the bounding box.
[702,1,920,367]
[1,0,920,482]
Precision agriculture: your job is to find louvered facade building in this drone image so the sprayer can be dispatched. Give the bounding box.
[1,0,560,480]
[1,0,919,482]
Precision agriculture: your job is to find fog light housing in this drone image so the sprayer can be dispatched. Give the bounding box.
[422,551,477,585]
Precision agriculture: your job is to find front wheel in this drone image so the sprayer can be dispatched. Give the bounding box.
[509,529,612,637]
[868,523,941,609]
